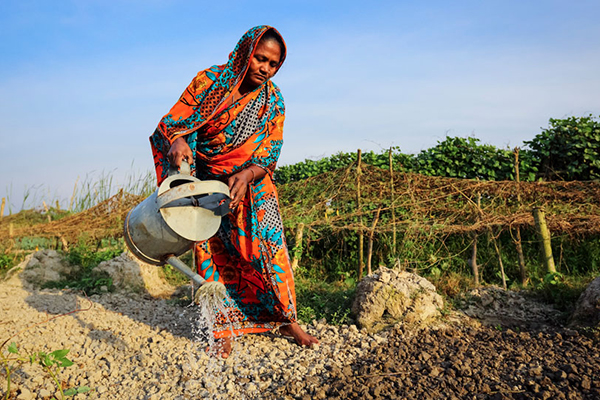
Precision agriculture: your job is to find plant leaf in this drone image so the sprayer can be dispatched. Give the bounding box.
[50,349,70,359]
[8,342,18,354]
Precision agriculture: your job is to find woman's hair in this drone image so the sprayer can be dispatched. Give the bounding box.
[260,28,285,57]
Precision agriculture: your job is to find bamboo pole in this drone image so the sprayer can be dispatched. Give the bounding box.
[512,147,527,285]
[0,197,5,220]
[357,149,365,280]
[389,147,396,256]
[367,207,381,276]
[532,207,556,274]
[469,232,480,286]
[469,191,481,286]
[291,223,304,272]
[42,201,51,222]
[491,231,507,290]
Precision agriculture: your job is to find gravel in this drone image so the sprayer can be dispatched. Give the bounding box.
[2,271,599,399]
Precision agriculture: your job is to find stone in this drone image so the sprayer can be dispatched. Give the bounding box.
[352,267,444,332]
[16,388,33,400]
[569,275,600,327]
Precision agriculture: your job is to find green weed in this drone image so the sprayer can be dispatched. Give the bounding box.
[1,299,93,399]
[2,342,86,400]
[532,272,593,312]
[42,238,124,295]
[295,277,355,325]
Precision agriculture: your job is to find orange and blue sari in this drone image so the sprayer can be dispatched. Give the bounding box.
[150,26,297,338]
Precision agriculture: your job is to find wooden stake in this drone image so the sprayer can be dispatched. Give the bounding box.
[513,147,527,285]
[491,231,507,290]
[42,201,51,222]
[0,197,5,220]
[469,232,480,287]
[59,235,69,251]
[389,147,396,256]
[514,229,527,285]
[291,223,304,271]
[357,149,365,280]
[532,207,556,274]
[469,191,481,286]
[367,207,381,276]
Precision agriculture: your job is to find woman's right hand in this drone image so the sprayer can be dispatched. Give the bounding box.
[167,137,194,168]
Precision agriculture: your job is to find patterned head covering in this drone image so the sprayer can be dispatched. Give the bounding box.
[157,25,286,142]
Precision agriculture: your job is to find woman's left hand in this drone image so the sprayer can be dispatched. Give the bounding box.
[228,169,254,209]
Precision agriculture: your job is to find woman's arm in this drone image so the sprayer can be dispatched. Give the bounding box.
[227,165,267,209]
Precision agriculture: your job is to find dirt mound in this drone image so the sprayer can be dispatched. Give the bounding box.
[95,252,175,298]
[352,268,443,332]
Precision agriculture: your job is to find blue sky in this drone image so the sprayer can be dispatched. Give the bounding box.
[2,0,600,212]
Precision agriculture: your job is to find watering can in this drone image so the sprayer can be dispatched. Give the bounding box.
[123,161,230,287]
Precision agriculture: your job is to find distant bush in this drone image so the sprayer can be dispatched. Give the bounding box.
[525,115,600,181]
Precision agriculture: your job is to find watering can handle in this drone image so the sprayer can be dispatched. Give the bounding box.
[168,160,191,177]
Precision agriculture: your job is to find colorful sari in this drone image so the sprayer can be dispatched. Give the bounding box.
[150,26,297,338]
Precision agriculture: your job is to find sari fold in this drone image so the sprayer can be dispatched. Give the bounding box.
[149,26,296,338]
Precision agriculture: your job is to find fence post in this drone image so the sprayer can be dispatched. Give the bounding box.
[367,207,381,276]
[491,231,507,290]
[389,147,396,256]
[356,149,365,280]
[532,207,556,274]
[513,147,527,285]
[0,197,5,220]
[469,190,481,286]
[291,223,304,272]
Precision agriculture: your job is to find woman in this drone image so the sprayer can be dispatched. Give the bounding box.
[150,26,318,357]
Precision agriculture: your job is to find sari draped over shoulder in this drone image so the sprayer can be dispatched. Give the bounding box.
[150,26,297,337]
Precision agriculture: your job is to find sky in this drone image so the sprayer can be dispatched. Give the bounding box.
[2,0,600,213]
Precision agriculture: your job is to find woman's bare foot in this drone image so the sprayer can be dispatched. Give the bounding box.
[279,322,319,347]
[206,337,232,358]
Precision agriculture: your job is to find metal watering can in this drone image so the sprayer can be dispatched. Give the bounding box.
[124,161,230,287]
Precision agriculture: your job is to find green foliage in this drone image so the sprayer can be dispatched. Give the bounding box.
[2,342,86,400]
[295,277,355,325]
[0,253,21,277]
[275,148,413,184]
[43,238,124,294]
[525,115,600,180]
[275,136,541,185]
[533,272,590,312]
[15,236,55,250]
[161,250,195,286]
[33,349,74,369]
[413,136,535,181]
[63,386,92,396]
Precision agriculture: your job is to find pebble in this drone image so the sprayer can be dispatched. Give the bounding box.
[16,388,33,400]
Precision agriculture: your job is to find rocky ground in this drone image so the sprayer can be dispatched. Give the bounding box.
[1,253,599,399]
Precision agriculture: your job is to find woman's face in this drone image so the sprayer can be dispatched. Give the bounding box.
[243,39,282,89]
